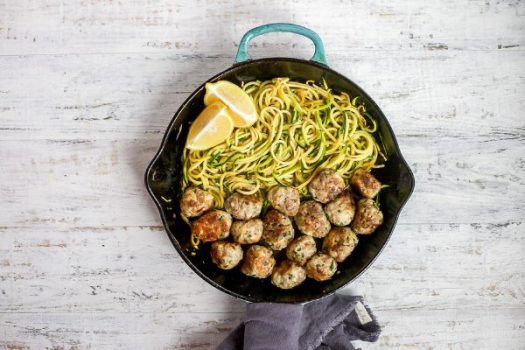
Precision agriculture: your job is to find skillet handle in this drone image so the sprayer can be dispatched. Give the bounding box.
[234,23,327,65]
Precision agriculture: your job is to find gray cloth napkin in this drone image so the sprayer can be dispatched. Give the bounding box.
[217,294,381,350]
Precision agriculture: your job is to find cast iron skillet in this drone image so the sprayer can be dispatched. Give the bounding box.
[145,23,415,303]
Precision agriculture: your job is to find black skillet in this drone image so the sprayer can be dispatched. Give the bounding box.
[145,23,415,303]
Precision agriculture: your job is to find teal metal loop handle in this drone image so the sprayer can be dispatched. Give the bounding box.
[234,23,327,65]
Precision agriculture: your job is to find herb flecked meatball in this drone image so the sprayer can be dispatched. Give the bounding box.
[262,210,295,250]
[271,260,306,289]
[351,198,384,235]
[286,235,317,266]
[231,219,263,244]
[191,210,232,242]
[305,253,337,281]
[224,192,263,220]
[180,187,214,218]
[210,241,243,270]
[308,169,346,204]
[295,200,331,238]
[324,191,356,226]
[241,245,276,279]
[322,227,358,263]
[267,186,301,216]
[350,168,382,199]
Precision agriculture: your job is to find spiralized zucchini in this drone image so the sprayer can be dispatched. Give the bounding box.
[182,77,385,208]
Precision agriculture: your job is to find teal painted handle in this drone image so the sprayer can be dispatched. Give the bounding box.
[234,23,327,65]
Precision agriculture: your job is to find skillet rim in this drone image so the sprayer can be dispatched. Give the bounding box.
[144,57,415,304]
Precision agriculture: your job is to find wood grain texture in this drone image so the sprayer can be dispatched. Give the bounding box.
[1,0,524,349]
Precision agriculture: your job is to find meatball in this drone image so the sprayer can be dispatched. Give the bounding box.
[305,253,337,281]
[179,187,214,218]
[267,186,301,216]
[351,198,384,235]
[210,241,243,270]
[308,169,346,203]
[231,218,263,244]
[241,245,276,278]
[295,200,331,238]
[224,192,263,220]
[192,210,232,242]
[324,191,356,226]
[286,235,317,266]
[262,210,295,250]
[271,260,306,289]
[322,227,359,263]
[350,168,382,199]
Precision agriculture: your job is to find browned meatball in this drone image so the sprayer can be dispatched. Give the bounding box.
[241,245,276,278]
[286,235,317,266]
[305,253,337,281]
[350,168,381,199]
[351,199,384,235]
[224,192,263,220]
[180,187,214,218]
[322,227,358,263]
[308,169,346,204]
[262,210,295,250]
[295,200,331,238]
[267,186,301,216]
[192,210,232,242]
[324,191,356,226]
[231,219,263,244]
[271,260,306,289]
[210,241,243,270]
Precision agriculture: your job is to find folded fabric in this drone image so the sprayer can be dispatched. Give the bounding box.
[216,294,381,350]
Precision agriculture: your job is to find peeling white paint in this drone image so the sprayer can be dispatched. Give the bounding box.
[0,0,524,349]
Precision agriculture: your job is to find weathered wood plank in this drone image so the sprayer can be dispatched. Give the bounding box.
[0,50,524,141]
[0,0,523,55]
[0,134,523,227]
[2,307,524,350]
[351,222,524,311]
[0,223,522,314]
[358,307,525,350]
[1,312,243,350]
[0,226,245,315]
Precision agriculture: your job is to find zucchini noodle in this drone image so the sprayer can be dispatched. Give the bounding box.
[182,77,386,209]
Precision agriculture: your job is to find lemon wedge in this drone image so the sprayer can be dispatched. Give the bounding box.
[204,80,258,127]
[185,102,234,151]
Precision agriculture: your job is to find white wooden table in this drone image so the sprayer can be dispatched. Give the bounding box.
[1,1,524,349]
